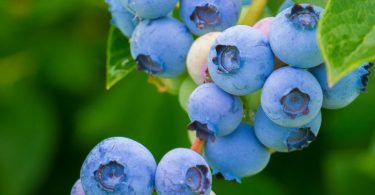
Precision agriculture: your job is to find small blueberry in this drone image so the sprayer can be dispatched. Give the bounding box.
[208,25,275,95]
[187,83,243,139]
[204,123,271,182]
[180,0,242,36]
[155,148,212,195]
[261,67,323,127]
[311,63,373,109]
[270,4,324,68]
[254,107,322,152]
[131,17,193,77]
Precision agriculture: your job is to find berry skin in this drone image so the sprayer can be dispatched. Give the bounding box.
[131,17,193,77]
[180,0,241,36]
[179,77,198,111]
[204,123,270,182]
[80,137,156,195]
[270,4,324,68]
[253,17,274,38]
[71,179,85,195]
[106,0,139,38]
[310,63,372,109]
[254,108,322,152]
[208,25,275,95]
[155,148,212,195]
[187,32,221,85]
[261,67,323,127]
[120,0,177,19]
[187,83,243,139]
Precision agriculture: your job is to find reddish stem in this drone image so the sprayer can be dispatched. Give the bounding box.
[191,138,206,154]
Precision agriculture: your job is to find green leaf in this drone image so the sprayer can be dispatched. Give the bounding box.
[318,0,375,85]
[293,0,327,7]
[106,26,135,90]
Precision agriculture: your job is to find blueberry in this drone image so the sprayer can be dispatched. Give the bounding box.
[253,17,274,38]
[131,17,193,77]
[270,4,324,68]
[80,137,156,195]
[261,67,323,127]
[106,0,139,38]
[208,25,274,95]
[254,107,322,152]
[180,0,241,36]
[187,32,221,85]
[187,83,243,139]
[120,0,177,19]
[277,0,294,13]
[204,123,270,182]
[155,148,212,195]
[179,77,198,111]
[311,63,373,109]
[71,179,85,195]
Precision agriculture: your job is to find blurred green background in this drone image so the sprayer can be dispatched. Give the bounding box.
[0,0,374,195]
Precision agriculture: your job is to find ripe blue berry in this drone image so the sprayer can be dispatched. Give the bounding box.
[187,32,221,85]
[131,17,193,77]
[106,0,139,38]
[311,63,372,109]
[80,137,156,195]
[261,67,323,127]
[270,4,324,68]
[208,25,275,96]
[120,0,177,19]
[254,108,322,152]
[155,148,212,195]
[180,0,241,36]
[187,83,243,139]
[71,179,85,195]
[204,123,270,182]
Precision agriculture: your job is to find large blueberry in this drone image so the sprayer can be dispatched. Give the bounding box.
[254,108,321,152]
[261,67,323,127]
[204,123,270,182]
[80,137,156,195]
[311,63,372,109]
[155,148,212,195]
[120,0,177,19]
[131,17,193,77]
[208,25,275,96]
[106,0,139,38]
[270,4,324,68]
[187,83,243,139]
[180,0,241,36]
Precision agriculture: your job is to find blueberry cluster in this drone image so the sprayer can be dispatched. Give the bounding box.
[72,0,372,194]
[72,137,213,194]
[182,3,372,182]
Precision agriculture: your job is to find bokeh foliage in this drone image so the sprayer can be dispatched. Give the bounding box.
[0,0,374,194]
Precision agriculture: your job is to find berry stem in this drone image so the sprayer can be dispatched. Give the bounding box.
[191,138,206,154]
[239,0,268,26]
[147,75,168,93]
